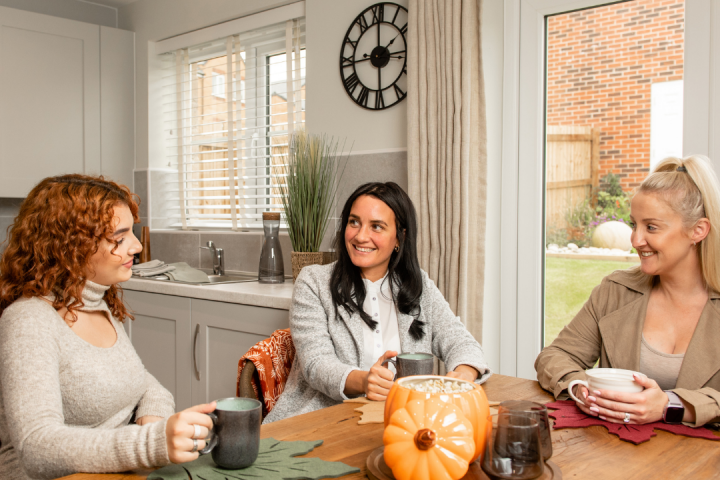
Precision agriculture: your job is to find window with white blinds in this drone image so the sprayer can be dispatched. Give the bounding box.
[161,18,305,229]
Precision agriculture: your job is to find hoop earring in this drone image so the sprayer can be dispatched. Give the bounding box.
[693,241,697,246]
[394,245,399,252]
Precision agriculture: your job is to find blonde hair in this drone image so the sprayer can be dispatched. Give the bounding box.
[631,155,720,292]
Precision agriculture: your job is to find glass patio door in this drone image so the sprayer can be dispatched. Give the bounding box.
[503,0,707,379]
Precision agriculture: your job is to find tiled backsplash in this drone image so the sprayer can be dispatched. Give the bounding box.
[0,198,22,254]
[148,230,293,276]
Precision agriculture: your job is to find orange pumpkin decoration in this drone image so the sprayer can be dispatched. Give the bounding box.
[383,398,475,480]
[384,375,491,462]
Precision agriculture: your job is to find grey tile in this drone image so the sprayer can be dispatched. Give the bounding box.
[149,231,201,267]
[133,217,148,240]
[0,198,22,218]
[200,232,264,273]
[0,217,14,254]
[278,233,293,276]
[320,219,338,252]
[335,151,408,217]
[134,170,149,218]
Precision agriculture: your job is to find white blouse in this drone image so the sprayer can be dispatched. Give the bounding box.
[360,274,402,372]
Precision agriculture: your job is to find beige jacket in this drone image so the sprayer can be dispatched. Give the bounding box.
[535,269,720,426]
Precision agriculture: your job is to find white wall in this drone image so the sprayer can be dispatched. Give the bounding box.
[0,0,116,27]
[305,0,408,150]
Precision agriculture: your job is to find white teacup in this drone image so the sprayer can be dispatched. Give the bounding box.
[567,368,645,406]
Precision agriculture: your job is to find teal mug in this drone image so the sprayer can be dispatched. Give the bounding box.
[200,397,262,469]
[382,352,434,380]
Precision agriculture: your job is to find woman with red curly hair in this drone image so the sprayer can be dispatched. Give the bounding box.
[0,175,214,479]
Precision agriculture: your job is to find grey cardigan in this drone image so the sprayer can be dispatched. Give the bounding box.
[264,263,491,423]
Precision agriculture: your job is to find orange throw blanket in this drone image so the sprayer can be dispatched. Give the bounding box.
[236,329,295,417]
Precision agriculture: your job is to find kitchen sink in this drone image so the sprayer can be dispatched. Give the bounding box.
[136,271,259,285]
[205,273,259,284]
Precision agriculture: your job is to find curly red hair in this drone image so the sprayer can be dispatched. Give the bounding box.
[0,174,140,321]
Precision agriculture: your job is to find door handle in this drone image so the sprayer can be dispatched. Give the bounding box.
[193,324,201,381]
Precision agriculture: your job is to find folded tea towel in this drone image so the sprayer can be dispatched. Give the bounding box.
[165,263,210,283]
[131,259,176,277]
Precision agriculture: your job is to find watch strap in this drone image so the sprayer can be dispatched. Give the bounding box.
[663,390,684,423]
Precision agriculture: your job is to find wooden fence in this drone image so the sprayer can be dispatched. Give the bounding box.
[545,125,600,231]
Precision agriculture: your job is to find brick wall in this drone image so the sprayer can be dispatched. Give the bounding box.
[546,0,684,190]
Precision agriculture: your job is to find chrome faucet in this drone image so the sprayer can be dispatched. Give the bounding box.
[200,241,225,275]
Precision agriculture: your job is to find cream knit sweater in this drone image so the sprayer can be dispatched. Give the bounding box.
[0,281,175,479]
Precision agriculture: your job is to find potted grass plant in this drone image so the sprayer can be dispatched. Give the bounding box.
[277,131,347,280]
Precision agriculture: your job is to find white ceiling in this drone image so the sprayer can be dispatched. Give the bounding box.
[82,0,139,9]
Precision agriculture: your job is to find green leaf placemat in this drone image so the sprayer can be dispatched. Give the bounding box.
[148,438,360,480]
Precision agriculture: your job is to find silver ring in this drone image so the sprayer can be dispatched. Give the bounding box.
[193,424,202,439]
[190,438,198,453]
[623,412,631,423]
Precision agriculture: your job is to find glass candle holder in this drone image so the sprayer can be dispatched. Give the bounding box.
[498,400,553,460]
[481,413,545,480]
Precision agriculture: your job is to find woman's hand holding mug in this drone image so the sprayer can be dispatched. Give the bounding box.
[165,402,215,464]
[365,350,398,401]
[582,375,670,425]
[567,368,676,425]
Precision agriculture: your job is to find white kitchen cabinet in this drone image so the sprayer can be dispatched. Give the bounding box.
[123,290,290,412]
[0,6,134,197]
[123,290,193,412]
[191,299,290,406]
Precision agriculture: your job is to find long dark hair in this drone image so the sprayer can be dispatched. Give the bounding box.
[330,182,425,340]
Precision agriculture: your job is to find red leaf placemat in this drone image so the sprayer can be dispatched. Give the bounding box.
[546,400,720,444]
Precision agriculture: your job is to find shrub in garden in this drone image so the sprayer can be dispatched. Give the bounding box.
[550,173,632,248]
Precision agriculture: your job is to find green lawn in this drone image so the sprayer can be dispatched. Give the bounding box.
[544,257,636,346]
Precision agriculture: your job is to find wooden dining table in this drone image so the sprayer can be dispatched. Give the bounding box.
[58,374,720,480]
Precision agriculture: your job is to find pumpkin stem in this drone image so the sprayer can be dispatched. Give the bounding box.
[414,428,437,450]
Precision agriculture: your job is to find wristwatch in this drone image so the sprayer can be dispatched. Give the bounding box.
[663,390,685,424]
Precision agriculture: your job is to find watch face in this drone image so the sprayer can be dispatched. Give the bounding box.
[665,405,684,424]
[340,2,408,110]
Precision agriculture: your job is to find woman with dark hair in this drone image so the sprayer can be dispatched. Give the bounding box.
[264,182,490,423]
[0,175,214,480]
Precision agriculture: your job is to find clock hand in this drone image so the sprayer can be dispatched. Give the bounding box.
[384,32,401,49]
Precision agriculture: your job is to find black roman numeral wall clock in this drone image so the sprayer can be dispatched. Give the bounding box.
[340,2,408,110]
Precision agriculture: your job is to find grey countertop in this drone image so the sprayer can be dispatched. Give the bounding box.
[122,277,295,310]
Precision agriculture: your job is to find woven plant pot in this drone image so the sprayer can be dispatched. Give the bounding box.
[291,252,324,281]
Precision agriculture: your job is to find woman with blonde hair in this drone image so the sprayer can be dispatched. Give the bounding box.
[536,155,720,426]
[0,175,214,480]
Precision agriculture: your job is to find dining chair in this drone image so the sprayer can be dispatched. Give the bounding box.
[236,328,295,418]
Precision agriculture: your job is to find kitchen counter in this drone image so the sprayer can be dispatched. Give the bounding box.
[122,277,294,310]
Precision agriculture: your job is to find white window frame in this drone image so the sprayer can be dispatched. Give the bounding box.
[153,4,305,231]
[501,0,712,379]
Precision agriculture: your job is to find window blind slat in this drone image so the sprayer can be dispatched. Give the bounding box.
[166,18,305,229]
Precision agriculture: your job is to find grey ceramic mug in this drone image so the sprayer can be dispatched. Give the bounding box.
[382,352,434,379]
[200,397,262,469]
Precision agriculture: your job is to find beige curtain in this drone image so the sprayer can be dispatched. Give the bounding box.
[407,0,487,343]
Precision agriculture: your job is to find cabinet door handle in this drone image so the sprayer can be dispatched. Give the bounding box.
[193,324,201,381]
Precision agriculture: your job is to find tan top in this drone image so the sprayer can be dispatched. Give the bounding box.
[535,269,720,426]
[639,334,684,390]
